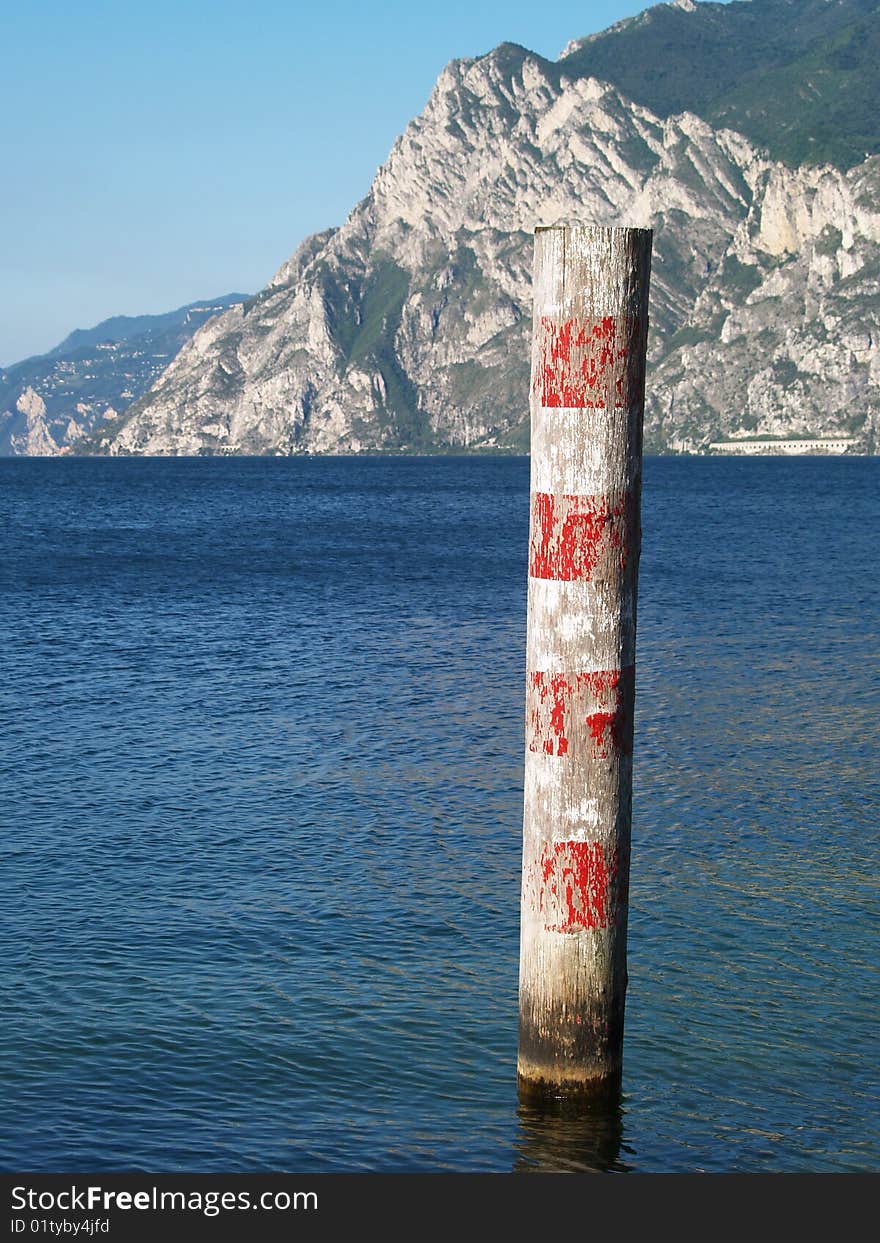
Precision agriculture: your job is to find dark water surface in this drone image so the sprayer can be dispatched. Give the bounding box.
[1,456,877,1172]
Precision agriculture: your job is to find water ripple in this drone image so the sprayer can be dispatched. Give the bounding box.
[1,455,877,1171]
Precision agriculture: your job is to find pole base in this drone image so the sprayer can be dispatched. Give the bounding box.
[517,1057,622,1104]
[517,992,626,1102]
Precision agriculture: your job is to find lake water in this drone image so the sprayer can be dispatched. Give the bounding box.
[1,455,877,1173]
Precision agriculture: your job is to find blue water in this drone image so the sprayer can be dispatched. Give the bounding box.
[1,455,878,1173]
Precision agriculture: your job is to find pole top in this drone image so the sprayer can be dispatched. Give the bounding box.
[532,223,653,323]
[534,223,653,240]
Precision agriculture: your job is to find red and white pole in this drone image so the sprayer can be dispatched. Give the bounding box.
[518,224,653,1097]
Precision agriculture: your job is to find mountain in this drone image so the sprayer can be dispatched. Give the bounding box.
[79,0,880,456]
[0,296,247,455]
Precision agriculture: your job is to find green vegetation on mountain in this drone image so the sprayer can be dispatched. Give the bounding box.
[559,0,879,169]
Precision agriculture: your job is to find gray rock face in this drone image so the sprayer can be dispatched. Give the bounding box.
[651,158,880,449]
[98,46,879,456]
[11,387,57,456]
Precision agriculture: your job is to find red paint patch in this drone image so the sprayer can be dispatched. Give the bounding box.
[529,491,634,581]
[537,315,643,408]
[537,840,619,931]
[528,667,634,758]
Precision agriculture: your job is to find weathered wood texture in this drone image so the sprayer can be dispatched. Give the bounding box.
[519,224,653,1097]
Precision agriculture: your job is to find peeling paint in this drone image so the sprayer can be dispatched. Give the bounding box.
[537,315,644,408]
[529,490,634,580]
[527,666,634,758]
[536,840,623,931]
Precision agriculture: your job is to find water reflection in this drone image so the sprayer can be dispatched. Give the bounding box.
[514,1083,631,1172]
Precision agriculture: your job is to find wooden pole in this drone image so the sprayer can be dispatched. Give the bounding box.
[518,223,652,1097]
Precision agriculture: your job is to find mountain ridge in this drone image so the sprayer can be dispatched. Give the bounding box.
[44,297,250,360]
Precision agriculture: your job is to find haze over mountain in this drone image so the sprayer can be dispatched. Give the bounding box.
[6,0,878,456]
[0,297,247,455]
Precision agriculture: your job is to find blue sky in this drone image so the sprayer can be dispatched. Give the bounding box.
[3,0,710,364]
